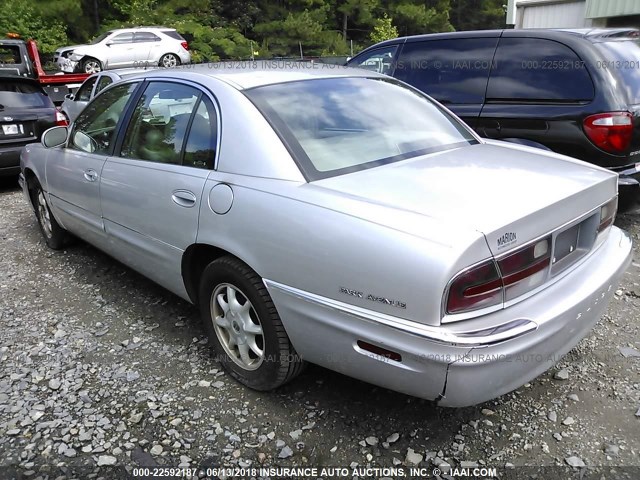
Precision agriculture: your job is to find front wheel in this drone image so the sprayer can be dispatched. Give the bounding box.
[81,57,102,74]
[159,53,180,68]
[31,184,68,250]
[199,256,305,390]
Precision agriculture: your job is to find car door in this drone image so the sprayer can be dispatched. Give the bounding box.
[105,33,135,68]
[100,80,216,298]
[45,81,140,246]
[133,32,161,65]
[392,37,499,128]
[64,75,97,121]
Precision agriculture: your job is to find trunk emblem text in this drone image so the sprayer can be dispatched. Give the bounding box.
[497,232,517,248]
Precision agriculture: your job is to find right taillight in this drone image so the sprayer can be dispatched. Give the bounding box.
[583,112,633,154]
[598,197,618,233]
[446,260,503,314]
[181,41,189,51]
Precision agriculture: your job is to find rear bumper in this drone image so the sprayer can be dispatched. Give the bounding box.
[613,163,640,211]
[266,226,632,406]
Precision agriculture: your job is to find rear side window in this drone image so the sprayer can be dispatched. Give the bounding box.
[0,80,51,108]
[135,32,161,43]
[0,45,22,64]
[595,40,640,104]
[394,38,498,104]
[487,38,594,102]
[162,30,185,41]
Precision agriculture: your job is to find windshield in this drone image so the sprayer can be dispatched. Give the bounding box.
[90,32,112,45]
[246,77,476,180]
[0,80,51,108]
[595,39,640,104]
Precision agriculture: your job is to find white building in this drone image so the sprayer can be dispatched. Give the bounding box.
[506,0,640,29]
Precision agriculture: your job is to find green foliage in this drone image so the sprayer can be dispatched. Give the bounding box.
[370,14,398,44]
[2,0,503,59]
[0,0,68,53]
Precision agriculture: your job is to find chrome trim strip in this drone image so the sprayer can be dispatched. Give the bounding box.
[264,279,538,348]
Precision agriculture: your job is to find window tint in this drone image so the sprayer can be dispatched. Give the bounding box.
[0,45,21,64]
[135,32,160,43]
[246,77,476,180]
[595,40,640,104]
[394,38,498,104]
[184,98,217,169]
[110,33,134,44]
[162,30,185,41]
[71,82,138,154]
[76,77,98,102]
[350,46,398,75]
[487,38,594,102]
[95,75,113,95]
[0,79,51,108]
[121,82,200,165]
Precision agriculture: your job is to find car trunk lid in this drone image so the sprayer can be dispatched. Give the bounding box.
[312,142,618,256]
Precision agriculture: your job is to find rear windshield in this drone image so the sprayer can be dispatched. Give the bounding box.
[0,45,22,64]
[162,30,184,41]
[595,40,640,104]
[246,77,476,180]
[0,81,52,108]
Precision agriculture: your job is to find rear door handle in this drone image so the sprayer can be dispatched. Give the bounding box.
[83,169,98,182]
[171,190,197,208]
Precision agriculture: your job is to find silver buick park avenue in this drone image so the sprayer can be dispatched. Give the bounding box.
[19,64,632,407]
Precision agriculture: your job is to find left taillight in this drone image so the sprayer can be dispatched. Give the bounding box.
[446,237,552,315]
[55,110,68,127]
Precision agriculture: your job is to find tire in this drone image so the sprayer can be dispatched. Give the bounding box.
[30,183,68,250]
[159,53,180,68]
[199,256,305,390]
[81,57,102,74]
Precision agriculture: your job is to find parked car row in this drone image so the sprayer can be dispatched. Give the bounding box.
[347,28,640,210]
[18,62,631,406]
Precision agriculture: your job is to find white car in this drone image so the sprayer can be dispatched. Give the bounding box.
[54,27,190,74]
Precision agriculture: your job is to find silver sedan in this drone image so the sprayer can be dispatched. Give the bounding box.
[19,64,632,407]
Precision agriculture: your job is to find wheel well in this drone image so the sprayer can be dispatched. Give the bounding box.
[23,168,39,204]
[182,244,237,304]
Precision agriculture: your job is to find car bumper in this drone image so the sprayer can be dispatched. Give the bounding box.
[266,226,632,406]
[59,58,78,73]
[0,146,22,177]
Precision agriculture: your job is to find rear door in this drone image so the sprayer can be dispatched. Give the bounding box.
[45,82,139,244]
[392,37,499,128]
[477,36,595,153]
[106,33,136,68]
[100,80,217,297]
[133,32,161,65]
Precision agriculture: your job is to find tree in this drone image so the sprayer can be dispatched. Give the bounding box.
[0,0,68,53]
[450,0,506,31]
[370,14,398,43]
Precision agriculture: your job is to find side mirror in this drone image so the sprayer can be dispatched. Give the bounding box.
[106,42,113,47]
[73,131,96,153]
[64,93,74,100]
[42,126,68,148]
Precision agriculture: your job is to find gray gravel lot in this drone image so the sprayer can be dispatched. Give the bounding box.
[1,177,639,480]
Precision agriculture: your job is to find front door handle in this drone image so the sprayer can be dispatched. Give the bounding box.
[83,169,98,182]
[171,190,197,208]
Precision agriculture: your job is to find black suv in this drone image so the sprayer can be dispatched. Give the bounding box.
[347,29,640,210]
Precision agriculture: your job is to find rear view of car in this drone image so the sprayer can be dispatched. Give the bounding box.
[0,76,66,177]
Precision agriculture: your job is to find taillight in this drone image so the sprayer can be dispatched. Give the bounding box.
[181,41,189,51]
[598,197,618,233]
[55,110,68,127]
[583,112,633,154]
[446,237,551,315]
[446,260,502,314]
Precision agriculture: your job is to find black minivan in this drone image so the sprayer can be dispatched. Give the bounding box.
[347,29,640,210]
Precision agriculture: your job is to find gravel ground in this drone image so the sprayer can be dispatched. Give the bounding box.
[1,177,639,480]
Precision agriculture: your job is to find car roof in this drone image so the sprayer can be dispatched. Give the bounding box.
[108,27,177,34]
[136,63,385,90]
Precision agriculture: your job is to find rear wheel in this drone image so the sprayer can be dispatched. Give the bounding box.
[199,256,305,390]
[81,57,102,74]
[30,183,67,250]
[159,53,180,68]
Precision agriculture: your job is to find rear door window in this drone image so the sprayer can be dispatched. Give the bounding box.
[487,38,594,102]
[393,38,498,104]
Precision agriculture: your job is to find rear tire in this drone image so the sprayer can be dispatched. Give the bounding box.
[30,183,68,250]
[81,57,102,74]
[159,53,180,68]
[198,256,305,391]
